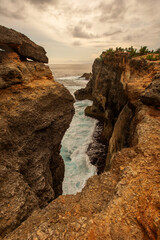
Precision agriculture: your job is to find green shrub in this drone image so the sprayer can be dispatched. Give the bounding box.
[146,54,160,61]
[146,54,154,60]
[155,48,160,53]
[115,47,125,52]
[105,48,115,55]
[98,46,160,59]
[139,46,149,55]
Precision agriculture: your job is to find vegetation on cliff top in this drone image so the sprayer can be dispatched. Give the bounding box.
[98,46,160,61]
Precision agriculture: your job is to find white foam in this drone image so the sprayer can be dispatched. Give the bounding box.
[56,76,97,195]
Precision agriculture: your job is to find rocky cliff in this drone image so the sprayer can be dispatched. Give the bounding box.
[0,26,74,238]
[3,50,160,240]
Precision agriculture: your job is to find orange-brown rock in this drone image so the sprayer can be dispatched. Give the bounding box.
[0,25,48,63]
[0,28,74,238]
[2,53,160,239]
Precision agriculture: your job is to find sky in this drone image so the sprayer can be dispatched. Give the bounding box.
[0,0,160,63]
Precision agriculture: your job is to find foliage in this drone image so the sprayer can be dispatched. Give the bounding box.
[105,48,115,55]
[125,46,137,57]
[155,48,160,53]
[139,46,149,55]
[99,46,160,61]
[115,47,125,52]
[146,54,160,61]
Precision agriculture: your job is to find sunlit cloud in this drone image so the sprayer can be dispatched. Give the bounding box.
[0,0,160,63]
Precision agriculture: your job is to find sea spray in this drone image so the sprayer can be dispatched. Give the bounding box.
[55,75,97,194]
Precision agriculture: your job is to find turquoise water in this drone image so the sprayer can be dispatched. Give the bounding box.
[56,76,97,195]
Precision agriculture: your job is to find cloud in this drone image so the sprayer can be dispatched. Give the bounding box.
[72,41,82,46]
[72,26,98,39]
[98,0,126,22]
[79,21,92,29]
[0,6,25,19]
[19,0,59,7]
[103,30,122,37]
[0,0,160,63]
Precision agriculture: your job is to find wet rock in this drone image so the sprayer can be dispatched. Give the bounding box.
[87,122,107,174]
[80,72,92,80]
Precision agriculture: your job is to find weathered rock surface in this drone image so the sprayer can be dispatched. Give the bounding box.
[0,28,74,238]
[80,72,92,80]
[141,78,160,107]
[74,79,93,100]
[2,53,160,239]
[0,25,48,63]
[3,104,160,240]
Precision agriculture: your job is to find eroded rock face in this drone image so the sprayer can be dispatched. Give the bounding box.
[3,105,160,240]
[0,28,74,238]
[2,53,160,240]
[0,25,48,63]
[141,78,160,107]
[1,35,160,240]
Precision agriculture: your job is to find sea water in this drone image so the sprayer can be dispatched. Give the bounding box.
[55,75,97,195]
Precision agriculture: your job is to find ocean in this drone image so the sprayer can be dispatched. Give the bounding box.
[50,63,92,78]
[50,64,97,195]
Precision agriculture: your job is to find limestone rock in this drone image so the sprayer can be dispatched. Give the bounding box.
[74,79,93,100]
[3,105,160,240]
[0,49,53,89]
[80,72,92,80]
[0,27,74,238]
[0,78,74,238]
[141,78,160,107]
[106,103,134,169]
[0,25,48,63]
[1,39,160,240]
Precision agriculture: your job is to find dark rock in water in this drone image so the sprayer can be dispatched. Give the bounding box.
[74,78,93,100]
[141,77,160,107]
[87,122,107,174]
[0,25,48,63]
[74,88,93,101]
[80,72,92,80]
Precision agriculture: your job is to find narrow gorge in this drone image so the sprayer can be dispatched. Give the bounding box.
[0,26,160,240]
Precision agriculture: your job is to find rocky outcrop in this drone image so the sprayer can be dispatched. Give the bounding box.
[74,79,93,100]
[0,27,74,238]
[2,52,160,240]
[75,53,158,164]
[141,77,160,107]
[80,72,92,80]
[0,25,48,63]
[3,104,160,240]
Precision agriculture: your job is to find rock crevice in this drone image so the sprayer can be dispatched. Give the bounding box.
[1,30,160,239]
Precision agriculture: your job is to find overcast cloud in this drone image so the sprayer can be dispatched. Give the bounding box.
[0,0,160,63]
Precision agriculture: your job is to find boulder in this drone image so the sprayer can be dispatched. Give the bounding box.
[141,77,160,107]
[80,72,92,80]
[0,25,48,63]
